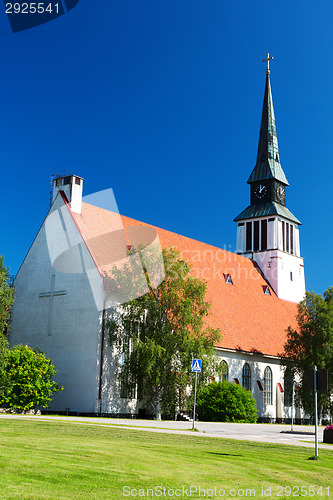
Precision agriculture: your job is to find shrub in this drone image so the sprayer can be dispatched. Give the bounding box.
[196,381,258,423]
[0,333,9,401]
[2,345,62,411]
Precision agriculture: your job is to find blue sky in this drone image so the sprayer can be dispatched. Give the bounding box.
[0,0,332,295]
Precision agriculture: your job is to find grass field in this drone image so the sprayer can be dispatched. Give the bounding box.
[0,418,332,499]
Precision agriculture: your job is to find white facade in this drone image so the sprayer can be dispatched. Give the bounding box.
[10,194,101,413]
[216,350,302,422]
[9,174,303,421]
[10,183,138,415]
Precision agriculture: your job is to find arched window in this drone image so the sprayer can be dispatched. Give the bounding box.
[220,360,228,382]
[242,363,251,390]
[264,366,273,405]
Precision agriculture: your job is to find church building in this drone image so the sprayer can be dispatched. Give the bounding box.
[9,57,305,421]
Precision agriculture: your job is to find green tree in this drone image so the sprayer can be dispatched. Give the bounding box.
[0,333,9,402]
[107,247,221,419]
[0,256,14,401]
[3,345,62,412]
[196,381,258,423]
[282,288,333,420]
[0,256,14,337]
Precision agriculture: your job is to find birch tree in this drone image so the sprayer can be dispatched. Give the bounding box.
[107,247,220,419]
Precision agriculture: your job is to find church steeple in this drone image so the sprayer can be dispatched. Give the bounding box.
[247,65,288,186]
[235,53,297,214]
[234,54,305,303]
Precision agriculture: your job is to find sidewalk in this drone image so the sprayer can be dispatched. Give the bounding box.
[1,414,332,451]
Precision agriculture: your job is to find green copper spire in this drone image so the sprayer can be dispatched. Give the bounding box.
[248,56,289,186]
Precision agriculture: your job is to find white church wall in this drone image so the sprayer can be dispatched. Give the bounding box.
[235,213,305,303]
[100,329,138,415]
[253,250,305,303]
[216,350,289,421]
[10,194,103,413]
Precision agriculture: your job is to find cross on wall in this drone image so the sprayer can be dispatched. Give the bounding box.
[39,274,67,336]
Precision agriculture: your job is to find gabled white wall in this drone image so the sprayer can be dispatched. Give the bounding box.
[10,194,102,413]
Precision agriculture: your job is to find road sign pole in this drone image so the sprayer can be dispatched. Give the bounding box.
[291,381,295,431]
[192,371,198,431]
[314,365,318,459]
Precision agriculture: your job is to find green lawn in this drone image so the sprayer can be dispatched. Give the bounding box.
[0,418,332,499]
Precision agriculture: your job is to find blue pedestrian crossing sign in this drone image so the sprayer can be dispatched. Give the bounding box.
[192,359,202,372]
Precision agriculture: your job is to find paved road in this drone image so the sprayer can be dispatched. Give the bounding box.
[1,414,332,450]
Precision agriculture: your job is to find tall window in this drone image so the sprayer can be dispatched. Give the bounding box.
[244,219,268,252]
[120,334,135,399]
[290,225,294,254]
[286,223,290,253]
[253,221,260,251]
[263,366,272,405]
[261,219,267,251]
[242,363,251,390]
[246,222,252,252]
[281,221,295,254]
[220,360,229,382]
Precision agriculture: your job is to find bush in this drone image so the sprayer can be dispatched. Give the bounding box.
[196,381,258,423]
[0,333,9,401]
[2,345,62,412]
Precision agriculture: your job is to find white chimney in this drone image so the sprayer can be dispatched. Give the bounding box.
[52,175,83,214]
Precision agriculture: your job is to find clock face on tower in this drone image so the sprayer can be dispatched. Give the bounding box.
[253,184,268,200]
[275,185,285,204]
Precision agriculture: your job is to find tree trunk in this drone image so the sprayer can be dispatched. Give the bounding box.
[155,388,162,420]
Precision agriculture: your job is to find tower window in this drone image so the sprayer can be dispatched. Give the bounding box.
[290,272,293,281]
[246,222,252,252]
[290,225,294,255]
[254,221,259,251]
[282,221,285,251]
[261,219,267,251]
[75,177,81,185]
[286,223,290,253]
[120,334,135,399]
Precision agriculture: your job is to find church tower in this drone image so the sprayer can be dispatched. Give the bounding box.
[234,54,305,303]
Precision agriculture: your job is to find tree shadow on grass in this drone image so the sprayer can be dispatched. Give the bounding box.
[281,431,314,436]
[208,452,243,457]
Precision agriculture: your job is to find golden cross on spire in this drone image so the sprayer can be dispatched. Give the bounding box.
[263,52,273,74]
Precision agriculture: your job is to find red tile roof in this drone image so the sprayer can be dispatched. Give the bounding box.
[71,202,298,358]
